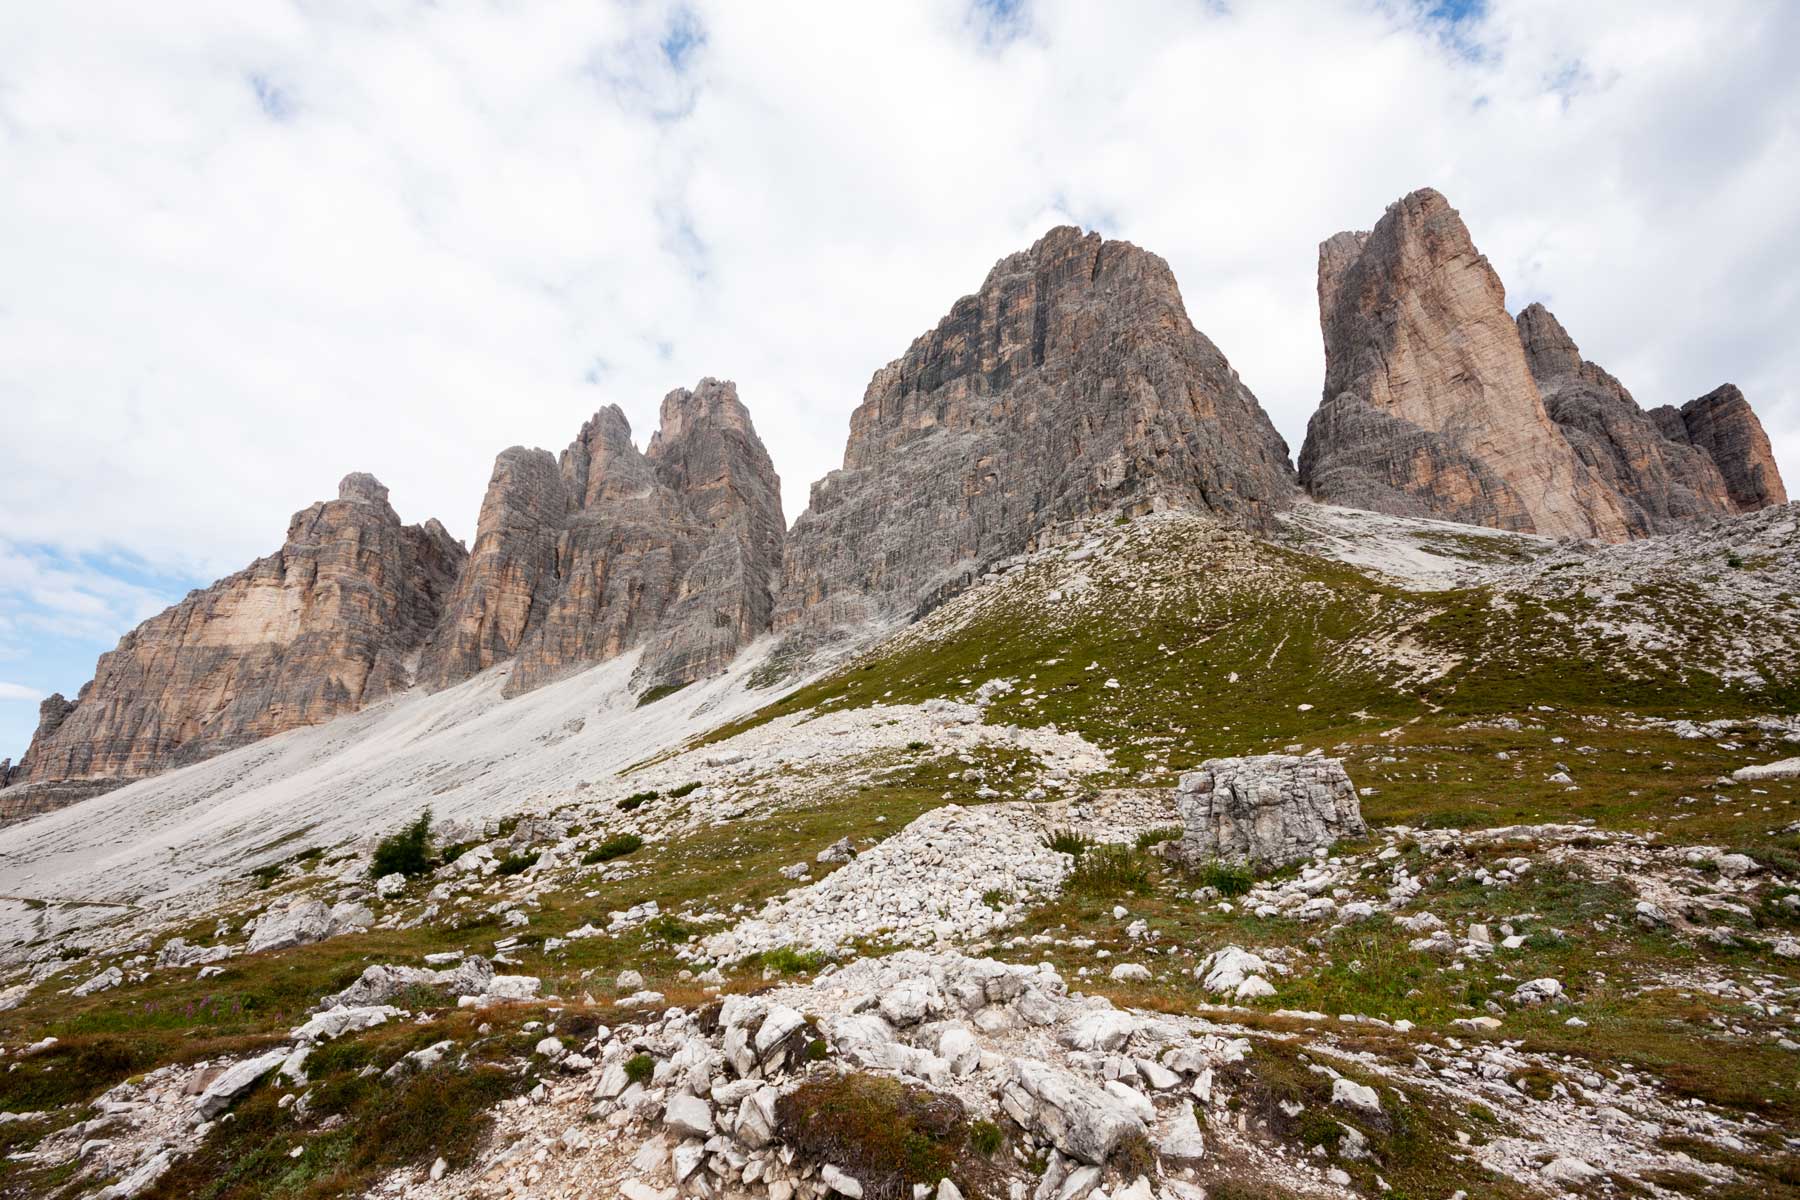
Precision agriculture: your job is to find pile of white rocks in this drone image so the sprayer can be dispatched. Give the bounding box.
[702,805,1070,961]
[555,951,1265,1200]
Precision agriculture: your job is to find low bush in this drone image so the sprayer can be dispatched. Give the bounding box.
[370,810,434,879]
[1067,844,1154,897]
[1134,826,1184,852]
[774,1072,977,1200]
[761,946,828,976]
[582,833,644,864]
[668,781,702,798]
[624,1053,656,1085]
[1042,827,1092,859]
[1190,858,1254,897]
[493,851,539,877]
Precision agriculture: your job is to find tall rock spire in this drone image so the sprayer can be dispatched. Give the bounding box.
[1300,188,1786,539]
[421,380,784,697]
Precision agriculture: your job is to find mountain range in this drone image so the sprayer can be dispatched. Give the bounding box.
[0,187,1785,820]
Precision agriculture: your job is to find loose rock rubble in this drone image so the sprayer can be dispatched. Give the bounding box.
[704,805,1070,960]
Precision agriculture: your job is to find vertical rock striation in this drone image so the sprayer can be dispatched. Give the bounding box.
[1649,385,1788,513]
[1301,188,1787,539]
[776,225,1298,635]
[1517,302,1738,533]
[1300,189,1631,540]
[3,474,466,809]
[637,380,786,691]
[423,379,784,698]
[417,448,572,692]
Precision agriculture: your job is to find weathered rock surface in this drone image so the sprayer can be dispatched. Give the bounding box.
[635,381,786,691]
[3,475,464,804]
[417,447,570,691]
[1301,189,1631,540]
[775,225,1297,636]
[1172,754,1365,869]
[1518,303,1740,534]
[424,380,783,697]
[1301,188,1786,540]
[1650,384,1788,513]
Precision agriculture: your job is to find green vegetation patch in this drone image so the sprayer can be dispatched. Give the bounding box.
[583,833,644,864]
[370,809,434,880]
[773,1072,997,1200]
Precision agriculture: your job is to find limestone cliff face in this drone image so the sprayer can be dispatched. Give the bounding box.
[423,379,784,698]
[417,448,571,692]
[637,381,785,690]
[5,474,466,798]
[1517,303,1738,534]
[1300,188,1787,540]
[1300,189,1632,540]
[1650,385,1789,513]
[776,225,1298,633]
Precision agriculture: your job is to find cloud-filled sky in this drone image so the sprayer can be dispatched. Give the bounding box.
[3,0,1798,760]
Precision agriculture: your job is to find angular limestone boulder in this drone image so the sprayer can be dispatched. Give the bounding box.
[1173,755,1365,870]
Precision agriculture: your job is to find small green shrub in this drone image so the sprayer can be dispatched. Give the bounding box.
[645,914,692,943]
[1067,844,1154,897]
[1112,1129,1157,1179]
[582,833,644,864]
[668,781,702,798]
[968,1119,1004,1156]
[371,810,433,879]
[981,888,1010,911]
[1191,858,1254,897]
[774,1073,975,1200]
[493,851,539,877]
[636,682,689,707]
[618,792,653,812]
[1134,826,1184,852]
[905,740,929,751]
[624,1053,655,1085]
[761,946,828,976]
[1042,827,1093,859]
[248,862,287,889]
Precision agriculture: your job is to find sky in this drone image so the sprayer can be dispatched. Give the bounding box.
[3,0,1798,762]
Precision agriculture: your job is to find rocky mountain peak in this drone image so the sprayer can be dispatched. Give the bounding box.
[1652,384,1789,512]
[1514,302,1586,383]
[336,471,393,507]
[649,377,753,452]
[1301,187,1786,540]
[2,478,465,814]
[424,380,784,700]
[776,223,1297,637]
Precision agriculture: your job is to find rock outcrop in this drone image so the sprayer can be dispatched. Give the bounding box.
[417,447,570,691]
[1301,189,1632,540]
[1650,385,1788,513]
[424,379,783,698]
[2,474,465,808]
[775,225,1298,635]
[1301,188,1787,539]
[1171,754,1366,870]
[1517,302,1739,533]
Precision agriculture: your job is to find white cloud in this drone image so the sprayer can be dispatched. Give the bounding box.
[0,683,42,703]
[0,0,1794,594]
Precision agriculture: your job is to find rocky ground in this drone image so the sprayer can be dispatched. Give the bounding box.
[2,506,1798,1200]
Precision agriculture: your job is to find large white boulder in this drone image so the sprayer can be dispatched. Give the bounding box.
[1173,755,1365,869]
[1000,1059,1146,1165]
